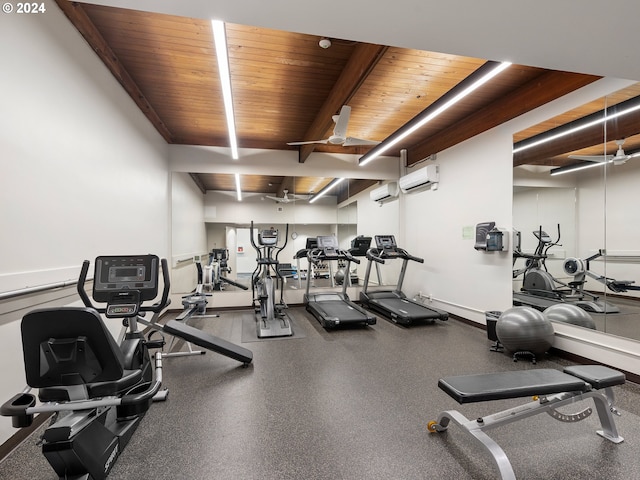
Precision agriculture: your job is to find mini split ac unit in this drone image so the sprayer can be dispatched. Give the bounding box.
[399,164,439,193]
[370,182,399,203]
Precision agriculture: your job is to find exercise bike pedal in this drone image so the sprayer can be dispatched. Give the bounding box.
[146,340,166,350]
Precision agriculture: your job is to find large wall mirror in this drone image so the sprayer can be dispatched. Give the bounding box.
[513,82,640,342]
[171,172,400,301]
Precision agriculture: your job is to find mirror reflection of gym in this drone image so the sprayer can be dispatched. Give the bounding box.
[512,84,640,342]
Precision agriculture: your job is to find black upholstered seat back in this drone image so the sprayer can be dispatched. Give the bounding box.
[21,307,125,388]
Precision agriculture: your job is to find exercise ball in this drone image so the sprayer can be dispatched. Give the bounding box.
[496,307,555,355]
[543,303,596,330]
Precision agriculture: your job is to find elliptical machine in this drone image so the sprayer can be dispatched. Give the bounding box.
[250,221,293,338]
[1,254,169,480]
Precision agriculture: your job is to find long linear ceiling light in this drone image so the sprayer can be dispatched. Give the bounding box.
[235,173,242,201]
[550,151,640,176]
[359,60,512,167]
[513,95,640,154]
[212,20,239,160]
[309,178,345,203]
[550,160,611,176]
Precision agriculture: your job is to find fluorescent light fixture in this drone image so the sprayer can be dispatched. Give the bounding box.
[514,101,640,154]
[235,173,242,201]
[309,178,345,203]
[550,151,640,176]
[212,20,239,160]
[550,161,609,176]
[359,60,512,166]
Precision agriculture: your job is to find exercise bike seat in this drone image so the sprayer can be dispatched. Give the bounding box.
[38,370,144,402]
[21,307,136,400]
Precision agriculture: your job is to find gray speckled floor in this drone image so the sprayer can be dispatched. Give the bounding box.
[2,308,640,480]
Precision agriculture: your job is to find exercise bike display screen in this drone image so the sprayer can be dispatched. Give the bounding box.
[93,255,159,302]
[108,266,144,282]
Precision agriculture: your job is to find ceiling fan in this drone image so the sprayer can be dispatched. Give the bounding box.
[287,105,380,147]
[569,139,632,165]
[264,190,307,203]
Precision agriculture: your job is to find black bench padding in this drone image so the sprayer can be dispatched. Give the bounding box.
[563,365,625,389]
[438,369,590,404]
[164,320,253,364]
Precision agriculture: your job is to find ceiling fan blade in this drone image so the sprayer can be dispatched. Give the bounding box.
[332,105,351,139]
[343,137,380,146]
[568,154,613,162]
[265,195,282,202]
[287,139,329,146]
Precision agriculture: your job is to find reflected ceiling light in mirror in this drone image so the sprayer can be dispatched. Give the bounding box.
[212,20,239,160]
[309,178,345,203]
[549,160,610,176]
[550,151,640,175]
[235,173,242,201]
[513,98,640,154]
[359,60,512,167]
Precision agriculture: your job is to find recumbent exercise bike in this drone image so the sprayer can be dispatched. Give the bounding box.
[1,254,170,480]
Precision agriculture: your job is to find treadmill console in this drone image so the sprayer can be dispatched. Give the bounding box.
[258,228,279,246]
[350,236,371,256]
[316,235,339,258]
[375,235,399,257]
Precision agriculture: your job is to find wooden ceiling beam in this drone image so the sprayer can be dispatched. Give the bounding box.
[297,43,388,163]
[276,177,295,197]
[405,70,600,166]
[54,0,174,143]
[188,173,207,194]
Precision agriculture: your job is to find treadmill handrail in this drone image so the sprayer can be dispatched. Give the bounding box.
[397,248,424,263]
[365,248,386,264]
[365,247,423,264]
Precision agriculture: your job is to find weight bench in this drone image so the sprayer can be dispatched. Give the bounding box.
[428,365,625,480]
[163,319,253,365]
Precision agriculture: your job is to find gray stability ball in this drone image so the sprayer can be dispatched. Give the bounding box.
[543,303,596,330]
[496,306,555,355]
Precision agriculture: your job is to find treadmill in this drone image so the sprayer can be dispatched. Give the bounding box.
[304,235,376,329]
[360,235,448,325]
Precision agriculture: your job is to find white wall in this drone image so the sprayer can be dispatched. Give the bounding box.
[170,172,207,293]
[0,3,170,443]
[203,190,338,225]
[399,131,514,321]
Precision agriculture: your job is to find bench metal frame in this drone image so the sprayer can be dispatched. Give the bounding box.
[431,376,623,479]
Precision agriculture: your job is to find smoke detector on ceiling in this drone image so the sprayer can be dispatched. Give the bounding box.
[318,38,331,49]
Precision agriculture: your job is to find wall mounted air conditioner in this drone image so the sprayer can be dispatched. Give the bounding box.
[370,182,399,203]
[399,164,439,193]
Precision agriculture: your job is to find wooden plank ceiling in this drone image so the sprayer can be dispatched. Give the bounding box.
[54,0,640,202]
